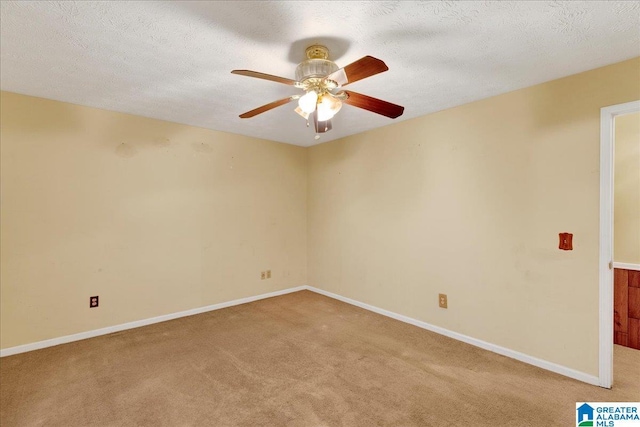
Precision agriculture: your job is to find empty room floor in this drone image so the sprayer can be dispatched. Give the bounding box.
[1,290,638,426]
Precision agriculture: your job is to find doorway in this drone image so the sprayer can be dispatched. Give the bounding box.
[599,100,640,388]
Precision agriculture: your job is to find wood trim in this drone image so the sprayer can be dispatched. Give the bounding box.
[614,331,628,346]
[630,270,640,288]
[629,287,640,319]
[614,269,629,333]
[629,318,640,350]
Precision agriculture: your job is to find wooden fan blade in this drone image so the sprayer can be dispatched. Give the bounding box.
[326,56,389,87]
[342,91,404,119]
[239,96,296,118]
[312,110,332,133]
[231,70,297,86]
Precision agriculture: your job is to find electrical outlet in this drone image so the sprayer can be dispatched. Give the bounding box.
[261,271,266,280]
[439,294,448,309]
[266,270,271,279]
[90,296,99,308]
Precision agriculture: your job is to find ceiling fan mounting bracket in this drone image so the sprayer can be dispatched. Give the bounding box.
[305,45,330,60]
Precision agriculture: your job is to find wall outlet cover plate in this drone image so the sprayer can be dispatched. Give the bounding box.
[439,293,448,309]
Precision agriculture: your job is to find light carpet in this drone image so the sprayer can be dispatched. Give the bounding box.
[1,290,638,426]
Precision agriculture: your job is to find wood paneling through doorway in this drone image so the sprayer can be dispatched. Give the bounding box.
[614,268,640,349]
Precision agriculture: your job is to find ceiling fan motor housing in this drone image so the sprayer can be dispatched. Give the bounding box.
[295,59,338,82]
[295,45,338,82]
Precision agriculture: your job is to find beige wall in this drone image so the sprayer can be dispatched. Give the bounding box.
[0,92,307,349]
[614,112,640,265]
[307,57,640,376]
[2,58,639,377]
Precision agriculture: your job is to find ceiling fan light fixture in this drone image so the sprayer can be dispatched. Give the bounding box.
[298,91,318,114]
[316,94,342,121]
[232,45,403,136]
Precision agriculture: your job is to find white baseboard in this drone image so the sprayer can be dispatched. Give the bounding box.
[305,286,600,387]
[0,286,307,358]
[0,284,602,387]
[613,262,640,272]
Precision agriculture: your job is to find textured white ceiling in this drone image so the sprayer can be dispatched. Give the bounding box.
[1,1,639,147]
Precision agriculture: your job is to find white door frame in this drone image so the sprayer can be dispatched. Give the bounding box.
[599,100,640,388]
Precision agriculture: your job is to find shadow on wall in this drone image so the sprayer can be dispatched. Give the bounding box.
[173,3,353,63]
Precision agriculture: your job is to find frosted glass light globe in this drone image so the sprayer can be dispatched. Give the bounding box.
[298,91,318,114]
[316,95,342,121]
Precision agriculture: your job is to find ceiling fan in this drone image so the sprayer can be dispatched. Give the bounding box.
[231,45,404,137]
